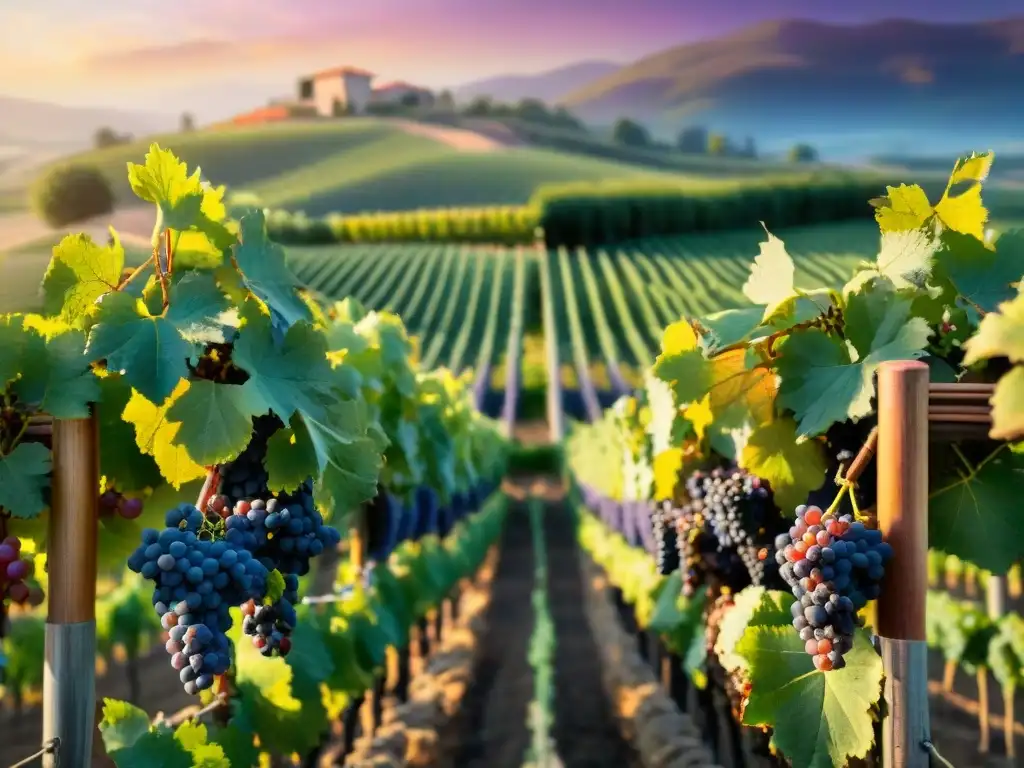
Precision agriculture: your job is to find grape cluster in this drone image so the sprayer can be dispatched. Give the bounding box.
[0,536,34,604]
[685,468,785,588]
[241,597,297,657]
[215,415,278,505]
[99,487,144,520]
[776,504,893,671]
[127,503,270,694]
[672,502,748,597]
[652,503,680,576]
[365,489,401,563]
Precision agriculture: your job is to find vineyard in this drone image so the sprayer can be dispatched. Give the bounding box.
[1,144,1024,768]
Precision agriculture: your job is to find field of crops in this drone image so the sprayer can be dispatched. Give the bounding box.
[283,220,877,424]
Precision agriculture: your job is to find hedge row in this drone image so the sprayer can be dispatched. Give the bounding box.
[265,173,901,248]
[531,174,891,248]
[265,206,539,246]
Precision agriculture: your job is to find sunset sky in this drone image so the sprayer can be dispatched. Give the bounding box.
[3,0,1021,119]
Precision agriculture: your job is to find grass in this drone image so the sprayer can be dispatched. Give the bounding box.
[19,118,811,218]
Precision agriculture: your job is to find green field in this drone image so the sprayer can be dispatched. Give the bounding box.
[15,119,793,218]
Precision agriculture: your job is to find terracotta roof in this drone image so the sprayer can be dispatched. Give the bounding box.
[309,66,374,80]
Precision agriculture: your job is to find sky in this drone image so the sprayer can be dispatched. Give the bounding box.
[2,0,1021,120]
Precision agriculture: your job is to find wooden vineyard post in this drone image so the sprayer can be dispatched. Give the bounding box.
[43,414,100,768]
[876,361,931,768]
[341,505,370,758]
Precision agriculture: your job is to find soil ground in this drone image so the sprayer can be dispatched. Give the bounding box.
[451,475,641,768]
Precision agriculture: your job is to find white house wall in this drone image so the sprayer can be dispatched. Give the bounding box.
[341,75,373,113]
[313,78,347,116]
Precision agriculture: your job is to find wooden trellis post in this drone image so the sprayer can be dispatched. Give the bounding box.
[876,361,931,768]
[43,413,100,768]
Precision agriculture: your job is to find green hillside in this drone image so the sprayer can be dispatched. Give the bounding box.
[20,118,774,217]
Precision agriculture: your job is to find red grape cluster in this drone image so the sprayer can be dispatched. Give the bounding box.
[0,536,34,604]
[99,487,145,520]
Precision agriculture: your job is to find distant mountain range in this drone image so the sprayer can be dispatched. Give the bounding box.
[454,18,1024,158]
[453,60,622,105]
[0,96,174,151]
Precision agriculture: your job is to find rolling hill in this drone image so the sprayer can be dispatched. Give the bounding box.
[453,61,622,104]
[16,118,801,218]
[559,18,1024,158]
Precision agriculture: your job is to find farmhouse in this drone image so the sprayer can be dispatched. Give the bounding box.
[298,66,375,116]
[371,81,435,109]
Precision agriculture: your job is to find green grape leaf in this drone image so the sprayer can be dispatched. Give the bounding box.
[16,328,98,418]
[777,292,930,437]
[930,449,1024,573]
[962,288,1024,365]
[86,292,193,404]
[172,720,209,752]
[264,426,318,493]
[127,144,205,232]
[98,699,152,750]
[231,211,312,327]
[0,442,51,519]
[265,569,285,604]
[652,321,712,404]
[288,402,383,522]
[715,587,792,674]
[0,315,32,386]
[933,151,994,239]
[739,626,882,768]
[231,611,328,755]
[95,375,162,491]
[871,229,939,291]
[698,306,770,349]
[99,698,194,768]
[207,725,258,768]
[990,367,1024,442]
[740,418,827,512]
[233,311,335,422]
[742,226,796,321]
[934,230,1022,315]
[42,231,124,325]
[164,272,231,344]
[165,380,266,466]
[874,183,933,232]
[122,380,206,489]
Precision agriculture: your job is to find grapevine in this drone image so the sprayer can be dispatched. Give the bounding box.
[565,150,1024,768]
[0,142,512,765]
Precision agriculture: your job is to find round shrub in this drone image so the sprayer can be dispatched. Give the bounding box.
[30,164,114,227]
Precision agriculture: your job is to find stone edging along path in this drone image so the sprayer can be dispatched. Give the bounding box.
[576,552,725,768]
[343,547,502,767]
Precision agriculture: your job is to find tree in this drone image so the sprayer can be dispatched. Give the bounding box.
[612,118,649,147]
[464,96,493,117]
[707,133,732,156]
[788,143,819,163]
[514,98,550,124]
[93,127,125,149]
[437,90,456,111]
[676,126,707,153]
[180,113,195,132]
[741,136,757,159]
[31,164,114,227]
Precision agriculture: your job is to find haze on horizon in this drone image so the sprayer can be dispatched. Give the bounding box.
[2,0,1020,121]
